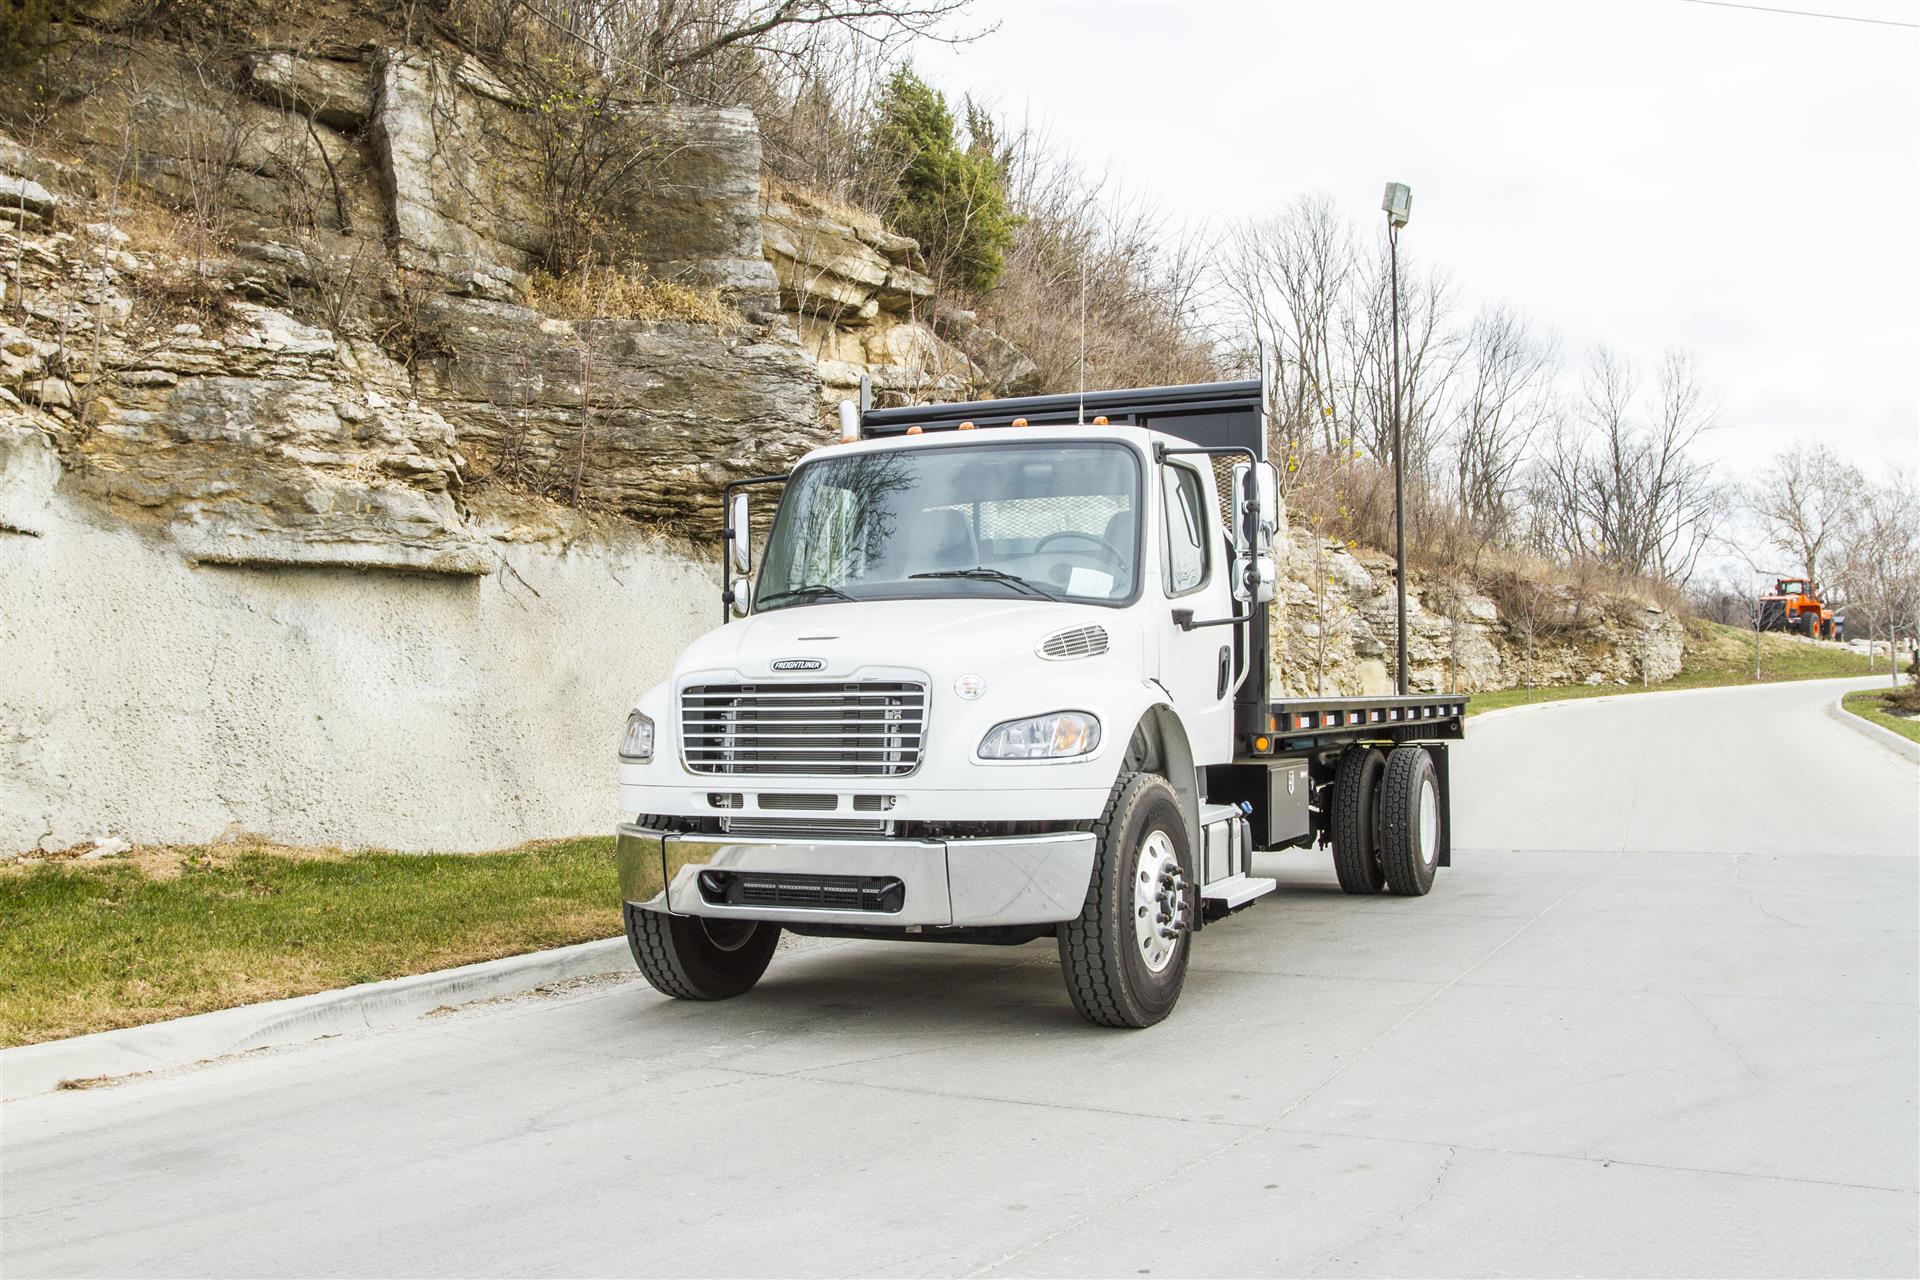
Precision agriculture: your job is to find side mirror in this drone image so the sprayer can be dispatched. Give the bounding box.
[1229,461,1280,605]
[727,492,751,577]
[728,580,751,618]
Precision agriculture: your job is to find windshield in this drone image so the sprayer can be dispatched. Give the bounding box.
[755,442,1141,610]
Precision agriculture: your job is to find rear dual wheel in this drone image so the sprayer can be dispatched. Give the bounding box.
[1378,746,1443,897]
[1331,744,1442,898]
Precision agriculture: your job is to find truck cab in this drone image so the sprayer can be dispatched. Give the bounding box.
[614,380,1464,1026]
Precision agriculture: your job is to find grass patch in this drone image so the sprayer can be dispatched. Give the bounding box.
[525,264,741,328]
[0,836,635,1048]
[1843,688,1920,745]
[1470,621,1877,717]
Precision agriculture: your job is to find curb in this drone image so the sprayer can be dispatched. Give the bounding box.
[1467,675,1888,727]
[1829,694,1920,764]
[0,935,630,1102]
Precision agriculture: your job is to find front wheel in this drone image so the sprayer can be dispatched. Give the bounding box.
[625,904,780,1000]
[1058,772,1194,1028]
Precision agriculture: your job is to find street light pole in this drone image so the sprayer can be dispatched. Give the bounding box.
[1382,182,1411,695]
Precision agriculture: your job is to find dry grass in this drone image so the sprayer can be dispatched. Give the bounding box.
[524,264,742,328]
[0,835,633,1047]
[1287,450,1691,618]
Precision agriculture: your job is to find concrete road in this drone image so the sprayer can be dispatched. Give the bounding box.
[4,678,1915,1278]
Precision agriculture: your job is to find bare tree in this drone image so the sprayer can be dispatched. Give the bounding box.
[1338,241,1460,480]
[1532,346,1723,585]
[1833,473,1920,687]
[1219,196,1355,469]
[984,135,1219,396]
[1749,440,1863,593]
[1449,303,1560,541]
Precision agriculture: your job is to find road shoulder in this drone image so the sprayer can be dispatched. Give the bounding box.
[0,936,631,1102]
[1831,694,1920,763]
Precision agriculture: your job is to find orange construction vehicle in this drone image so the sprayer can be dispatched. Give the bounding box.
[1757,577,1843,641]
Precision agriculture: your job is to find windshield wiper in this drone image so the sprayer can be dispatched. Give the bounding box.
[756,583,857,607]
[909,567,1061,600]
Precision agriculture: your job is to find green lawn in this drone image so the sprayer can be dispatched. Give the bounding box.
[1843,688,1920,745]
[1469,621,1877,717]
[0,837,632,1048]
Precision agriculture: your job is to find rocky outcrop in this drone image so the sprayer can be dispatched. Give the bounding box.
[1272,528,1685,696]
[762,183,987,407]
[369,49,547,298]
[0,32,832,564]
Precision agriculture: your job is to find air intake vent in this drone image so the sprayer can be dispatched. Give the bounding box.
[1038,626,1109,660]
[720,817,892,839]
[698,870,904,914]
[759,793,837,811]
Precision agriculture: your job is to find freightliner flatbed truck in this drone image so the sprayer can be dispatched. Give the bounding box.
[614,376,1465,1026]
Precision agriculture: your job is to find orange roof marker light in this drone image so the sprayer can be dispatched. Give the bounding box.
[1092,415,1109,426]
[905,425,923,435]
[1011,417,1029,427]
[958,420,976,430]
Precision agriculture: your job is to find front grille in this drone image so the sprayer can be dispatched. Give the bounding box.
[697,869,905,913]
[1039,625,1109,659]
[682,681,927,776]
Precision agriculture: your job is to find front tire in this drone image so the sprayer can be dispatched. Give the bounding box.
[1379,746,1442,897]
[1058,772,1194,1028]
[625,903,780,1000]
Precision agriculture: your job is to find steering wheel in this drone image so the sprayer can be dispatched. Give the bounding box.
[1034,530,1128,573]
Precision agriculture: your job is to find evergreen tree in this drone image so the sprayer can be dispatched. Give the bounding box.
[869,68,1016,294]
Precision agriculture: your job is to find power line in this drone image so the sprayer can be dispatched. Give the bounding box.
[1677,0,1920,28]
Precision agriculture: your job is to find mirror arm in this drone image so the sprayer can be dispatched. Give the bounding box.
[1174,609,1254,632]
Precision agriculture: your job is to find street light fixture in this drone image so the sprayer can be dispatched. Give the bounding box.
[1382,182,1411,694]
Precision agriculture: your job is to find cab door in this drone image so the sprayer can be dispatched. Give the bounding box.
[1154,458,1235,765]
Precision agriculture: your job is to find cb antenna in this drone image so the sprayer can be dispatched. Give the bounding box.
[1076,255,1087,423]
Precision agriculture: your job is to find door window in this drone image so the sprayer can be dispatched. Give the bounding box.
[1163,463,1208,596]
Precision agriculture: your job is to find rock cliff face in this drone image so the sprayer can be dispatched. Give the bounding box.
[1271,528,1684,696]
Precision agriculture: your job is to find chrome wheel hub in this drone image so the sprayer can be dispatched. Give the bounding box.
[1419,775,1440,868]
[1132,830,1187,974]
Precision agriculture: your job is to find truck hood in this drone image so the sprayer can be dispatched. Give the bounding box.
[676,598,1132,684]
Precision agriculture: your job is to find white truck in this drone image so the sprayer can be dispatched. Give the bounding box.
[614,378,1465,1027]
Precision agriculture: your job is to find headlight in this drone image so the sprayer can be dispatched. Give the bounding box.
[978,711,1101,760]
[618,711,655,762]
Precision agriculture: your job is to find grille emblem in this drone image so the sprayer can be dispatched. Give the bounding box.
[771,658,825,671]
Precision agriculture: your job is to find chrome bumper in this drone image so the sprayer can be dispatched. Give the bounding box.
[617,825,1096,928]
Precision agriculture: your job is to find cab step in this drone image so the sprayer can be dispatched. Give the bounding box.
[1200,872,1277,910]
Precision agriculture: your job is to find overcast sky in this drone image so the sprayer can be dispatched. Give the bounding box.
[920,0,1919,483]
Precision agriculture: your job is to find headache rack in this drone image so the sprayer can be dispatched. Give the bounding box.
[859,378,1266,456]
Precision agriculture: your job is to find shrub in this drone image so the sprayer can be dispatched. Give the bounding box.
[524,264,741,328]
[0,0,57,71]
[867,67,1015,294]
